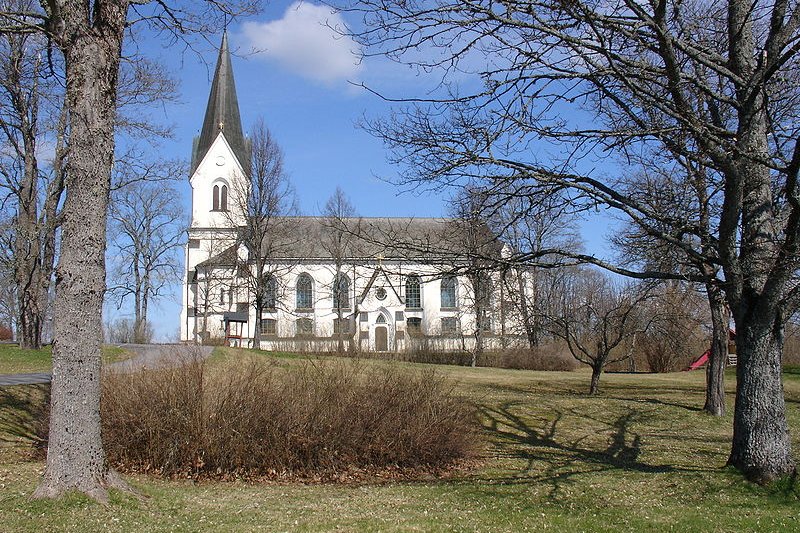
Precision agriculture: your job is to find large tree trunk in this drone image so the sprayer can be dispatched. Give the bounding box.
[16,284,43,349]
[516,269,539,349]
[34,1,130,501]
[704,284,727,416]
[589,365,602,395]
[254,305,262,350]
[720,0,796,483]
[727,314,795,483]
[14,77,43,350]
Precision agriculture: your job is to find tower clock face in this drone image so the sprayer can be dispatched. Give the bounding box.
[216,156,225,166]
[376,287,387,300]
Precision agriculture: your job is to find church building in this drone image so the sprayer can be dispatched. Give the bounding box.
[180,35,521,353]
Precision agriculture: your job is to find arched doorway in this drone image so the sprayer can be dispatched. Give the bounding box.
[374,313,388,352]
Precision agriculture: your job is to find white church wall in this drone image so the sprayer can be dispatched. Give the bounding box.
[181,250,522,351]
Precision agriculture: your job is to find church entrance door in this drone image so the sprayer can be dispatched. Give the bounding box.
[375,326,388,352]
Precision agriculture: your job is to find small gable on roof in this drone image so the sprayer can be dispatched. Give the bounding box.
[358,266,403,306]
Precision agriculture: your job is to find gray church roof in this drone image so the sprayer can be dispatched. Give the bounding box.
[191,33,251,176]
[195,216,503,267]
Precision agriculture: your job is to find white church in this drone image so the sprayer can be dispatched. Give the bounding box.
[180,35,524,353]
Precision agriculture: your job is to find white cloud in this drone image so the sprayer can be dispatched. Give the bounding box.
[242,2,361,85]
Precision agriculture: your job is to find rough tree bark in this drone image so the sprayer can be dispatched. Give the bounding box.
[33,0,130,501]
[589,364,602,396]
[728,308,794,483]
[704,284,728,417]
[14,130,43,349]
[721,0,795,476]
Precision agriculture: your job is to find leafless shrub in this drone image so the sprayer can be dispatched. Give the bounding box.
[105,317,153,344]
[639,285,708,373]
[480,345,579,371]
[99,355,478,479]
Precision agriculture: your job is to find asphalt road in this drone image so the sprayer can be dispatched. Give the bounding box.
[0,344,214,386]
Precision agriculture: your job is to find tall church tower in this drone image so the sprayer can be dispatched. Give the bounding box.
[181,33,250,342]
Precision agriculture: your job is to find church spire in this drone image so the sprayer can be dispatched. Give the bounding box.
[191,32,250,175]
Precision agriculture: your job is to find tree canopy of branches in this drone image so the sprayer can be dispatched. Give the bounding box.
[322,186,358,354]
[227,118,297,350]
[612,164,730,416]
[544,269,650,394]
[338,0,800,482]
[0,21,64,350]
[107,178,185,343]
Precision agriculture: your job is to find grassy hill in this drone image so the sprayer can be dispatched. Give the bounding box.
[0,349,797,532]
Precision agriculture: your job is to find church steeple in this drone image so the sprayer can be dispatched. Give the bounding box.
[191,32,250,175]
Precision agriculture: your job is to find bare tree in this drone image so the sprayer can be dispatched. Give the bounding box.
[227,119,297,350]
[637,282,708,373]
[0,0,259,502]
[544,270,651,394]
[612,163,730,415]
[492,194,581,349]
[321,187,358,354]
[447,189,500,365]
[0,7,180,351]
[338,0,800,482]
[0,21,65,350]
[107,178,185,343]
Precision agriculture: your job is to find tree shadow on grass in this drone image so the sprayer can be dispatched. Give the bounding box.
[475,401,719,501]
[0,384,48,457]
[605,396,706,413]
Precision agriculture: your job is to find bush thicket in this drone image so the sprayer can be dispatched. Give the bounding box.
[100,353,478,479]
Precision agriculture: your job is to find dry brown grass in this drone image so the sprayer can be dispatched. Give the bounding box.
[479,344,579,371]
[100,353,478,480]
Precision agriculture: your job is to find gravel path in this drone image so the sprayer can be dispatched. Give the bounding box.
[108,344,213,372]
[0,372,52,386]
[0,344,213,386]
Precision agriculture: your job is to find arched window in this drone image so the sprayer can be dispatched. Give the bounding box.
[376,313,387,324]
[296,273,313,310]
[265,275,277,310]
[333,273,350,310]
[212,183,229,211]
[440,276,457,308]
[407,317,422,336]
[406,274,421,309]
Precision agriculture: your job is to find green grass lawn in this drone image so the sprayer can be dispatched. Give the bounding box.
[0,344,133,374]
[0,352,798,532]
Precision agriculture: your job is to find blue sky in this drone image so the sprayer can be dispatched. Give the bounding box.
[132,1,449,217]
[106,1,617,341]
